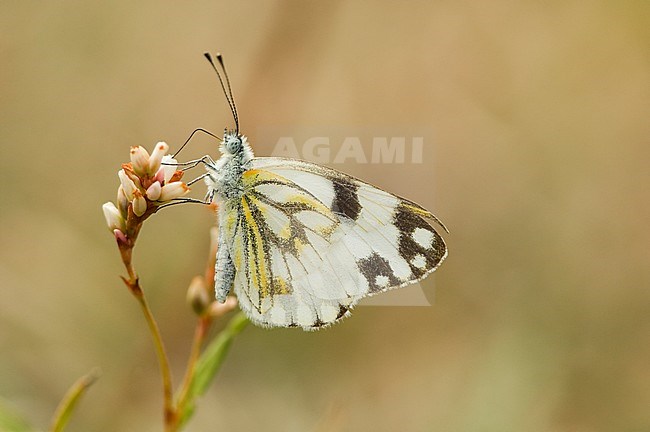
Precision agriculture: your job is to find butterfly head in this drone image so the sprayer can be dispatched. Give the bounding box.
[219,129,254,162]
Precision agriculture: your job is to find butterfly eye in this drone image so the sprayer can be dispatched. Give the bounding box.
[226,137,242,153]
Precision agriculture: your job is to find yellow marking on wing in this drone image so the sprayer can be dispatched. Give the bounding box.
[244,169,334,219]
[223,209,239,234]
[286,194,339,239]
[221,204,243,268]
[402,202,448,232]
[242,169,293,188]
[249,194,293,240]
[279,225,292,239]
[241,196,271,299]
[293,237,303,253]
[272,277,290,295]
[288,193,332,216]
[233,234,243,268]
[402,203,432,218]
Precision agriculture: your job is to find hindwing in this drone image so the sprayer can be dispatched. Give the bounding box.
[226,158,447,329]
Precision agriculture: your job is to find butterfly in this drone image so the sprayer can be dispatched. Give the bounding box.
[186,53,447,330]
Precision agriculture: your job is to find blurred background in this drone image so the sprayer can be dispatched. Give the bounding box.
[1,1,649,431]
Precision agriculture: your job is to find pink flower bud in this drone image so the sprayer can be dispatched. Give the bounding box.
[154,167,165,184]
[146,181,162,201]
[113,229,128,246]
[132,190,147,217]
[118,169,138,200]
[148,142,169,175]
[130,146,150,176]
[159,182,190,201]
[103,202,125,232]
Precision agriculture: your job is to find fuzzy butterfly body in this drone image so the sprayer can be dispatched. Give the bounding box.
[205,131,447,330]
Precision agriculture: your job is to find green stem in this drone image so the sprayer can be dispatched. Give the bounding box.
[172,316,212,429]
[134,291,175,429]
[121,259,175,430]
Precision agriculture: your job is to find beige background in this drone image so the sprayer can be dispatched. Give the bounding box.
[1,1,649,431]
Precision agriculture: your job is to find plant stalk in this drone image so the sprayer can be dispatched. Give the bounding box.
[119,248,175,430]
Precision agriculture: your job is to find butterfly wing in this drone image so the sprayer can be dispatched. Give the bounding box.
[229,157,447,329]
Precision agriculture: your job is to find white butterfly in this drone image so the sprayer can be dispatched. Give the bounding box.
[184,54,448,330]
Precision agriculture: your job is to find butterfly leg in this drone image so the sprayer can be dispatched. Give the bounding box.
[214,228,235,303]
[162,155,216,172]
[154,186,216,211]
[154,197,211,211]
[186,172,210,186]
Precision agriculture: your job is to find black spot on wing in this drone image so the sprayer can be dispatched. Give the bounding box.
[312,317,326,328]
[337,304,350,320]
[331,178,362,221]
[357,252,401,293]
[394,204,446,278]
[307,303,352,329]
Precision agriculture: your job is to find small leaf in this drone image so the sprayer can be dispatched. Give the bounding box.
[48,369,100,432]
[180,312,248,422]
[0,398,37,432]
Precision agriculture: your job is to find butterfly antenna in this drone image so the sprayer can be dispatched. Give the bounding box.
[215,53,240,134]
[204,52,239,134]
[173,128,222,158]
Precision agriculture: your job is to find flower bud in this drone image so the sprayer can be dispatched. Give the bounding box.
[113,229,128,246]
[168,170,184,183]
[208,296,238,318]
[103,202,125,232]
[160,155,177,182]
[130,146,150,176]
[154,167,166,184]
[121,164,142,188]
[132,190,147,217]
[117,185,129,217]
[148,142,169,175]
[146,181,162,201]
[159,181,190,201]
[187,276,210,315]
[118,169,138,200]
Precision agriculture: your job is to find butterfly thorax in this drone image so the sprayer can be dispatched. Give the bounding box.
[205,131,254,202]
